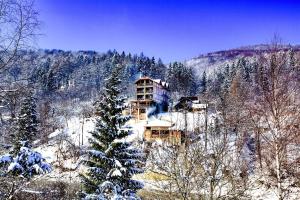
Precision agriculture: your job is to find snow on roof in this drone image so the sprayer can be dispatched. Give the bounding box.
[145,117,173,127]
[161,81,169,88]
[156,112,215,132]
[153,79,161,84]
[135,77,169,88]
[192,103,208,109]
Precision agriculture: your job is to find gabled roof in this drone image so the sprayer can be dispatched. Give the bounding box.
[135,76,152,83]
[135,76,169,89]
[153,79,162,84]
[162,82,169,88]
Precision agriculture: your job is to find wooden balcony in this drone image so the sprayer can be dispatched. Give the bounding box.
[145,88,153,93]
[136,89,145,94]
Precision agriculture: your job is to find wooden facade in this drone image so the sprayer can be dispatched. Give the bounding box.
[135,77,169,103]
[143,120,184,145]
[174,96,208,112]
[130,77,169,121]
[129,100,155,121]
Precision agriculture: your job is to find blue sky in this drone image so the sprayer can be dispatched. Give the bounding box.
[36,0,300,62]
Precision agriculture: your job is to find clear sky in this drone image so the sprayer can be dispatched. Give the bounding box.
[36,0,300,62]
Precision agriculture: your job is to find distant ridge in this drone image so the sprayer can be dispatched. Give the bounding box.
[185,44,300,76]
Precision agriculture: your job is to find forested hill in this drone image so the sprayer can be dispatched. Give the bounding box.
[2,44,300,102]
[3,49,167,100]
[185,44,300,76]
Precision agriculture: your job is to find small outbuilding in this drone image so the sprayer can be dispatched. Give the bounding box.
[143,118,184,145]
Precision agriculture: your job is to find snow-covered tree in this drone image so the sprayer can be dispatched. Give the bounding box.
[166,62,199,98]
[201,70,207,93]
[12,90,38,155]
[0,141,51,199]
[80,65,144,199]
[247,50,300,200]
[0,90,51,199]
[0,142,51,178]
[147,122,252,200]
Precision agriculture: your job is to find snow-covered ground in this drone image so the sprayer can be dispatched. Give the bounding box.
[35,113,299,199]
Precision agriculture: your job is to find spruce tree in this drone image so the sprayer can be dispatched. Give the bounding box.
[12,90,38,155]
[201,70,207,93]
[0,90,51,198]
[81,65,144,199]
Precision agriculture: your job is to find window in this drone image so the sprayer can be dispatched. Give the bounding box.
[137,88,144,93]
[152,130,159,136]
[137,95,144,100]
[140,109,146,113]
[160,130,169,135]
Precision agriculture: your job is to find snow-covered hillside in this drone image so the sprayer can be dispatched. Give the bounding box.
[184,44,300,76]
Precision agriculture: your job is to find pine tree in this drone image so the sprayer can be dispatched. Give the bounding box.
[166,62,198,96]
[0,89,51,199]
[81,65,144,199]
[12,90,38,155]
[201,70,207,93]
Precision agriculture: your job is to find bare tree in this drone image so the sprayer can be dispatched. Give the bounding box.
[0,0,39,74]
[147,122,252,200]
[0,0,40,147]
[147,142,205,200]
[246,48,300,199]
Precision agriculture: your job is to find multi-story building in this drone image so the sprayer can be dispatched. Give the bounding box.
[130,76,169,120]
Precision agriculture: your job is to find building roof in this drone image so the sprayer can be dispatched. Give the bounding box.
[134,76,152,83]
[130,99,154,102]
[153,79,161,84]
[162,81,169,87]
[135,76,169,89]
[145,117,173,127]
[192,103,208,109]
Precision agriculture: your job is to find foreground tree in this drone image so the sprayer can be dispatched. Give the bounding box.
[81,66,144,199]
[12,90,38,154]
[0,90,51,200]
[0,0,40,156]
[0,0,39,74]
[247,49,300,200]
[147,121,252,200]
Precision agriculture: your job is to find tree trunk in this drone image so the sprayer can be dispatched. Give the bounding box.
[7,182,15,200]
[209,179,214,200]
[204,102,208,151]
[256,130,263,169]
[275,143,283,200]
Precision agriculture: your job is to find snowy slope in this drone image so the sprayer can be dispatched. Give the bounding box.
[184,44,300,77]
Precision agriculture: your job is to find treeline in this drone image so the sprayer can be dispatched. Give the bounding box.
[4,49,167,100]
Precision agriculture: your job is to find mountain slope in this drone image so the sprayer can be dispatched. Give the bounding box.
[184,44,300,76]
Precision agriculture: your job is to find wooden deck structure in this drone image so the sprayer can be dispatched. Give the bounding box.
[143,119,184,145]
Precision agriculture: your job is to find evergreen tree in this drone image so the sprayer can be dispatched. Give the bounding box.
[201,70,207,93]
[81,65,144,199]
[167,62,198,97]
[149,56,156,78]
[156,58,167,79]
[12,90,38,155]
[0,89,51,199]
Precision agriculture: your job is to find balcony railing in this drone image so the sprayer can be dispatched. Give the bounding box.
[136,89,144,94]
[145,89,153,93]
